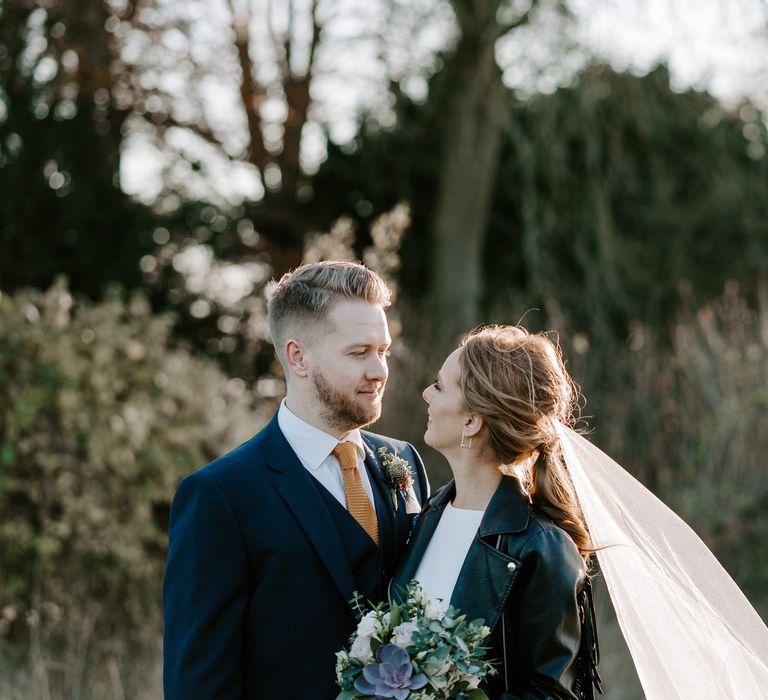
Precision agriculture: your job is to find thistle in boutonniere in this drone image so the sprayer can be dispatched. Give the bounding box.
[378,447,417,512]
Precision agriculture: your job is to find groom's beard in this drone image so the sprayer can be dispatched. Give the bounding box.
[312,369,383,431]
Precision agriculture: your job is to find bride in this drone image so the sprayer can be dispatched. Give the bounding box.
[391,325,768,699]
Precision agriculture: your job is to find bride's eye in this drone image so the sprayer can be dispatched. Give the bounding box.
[432,378,441,390]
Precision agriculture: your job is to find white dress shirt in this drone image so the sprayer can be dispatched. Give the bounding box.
[414,503,485,603]
[277,399,377,513]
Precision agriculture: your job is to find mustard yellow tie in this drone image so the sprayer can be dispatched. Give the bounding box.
[333,442,379,546]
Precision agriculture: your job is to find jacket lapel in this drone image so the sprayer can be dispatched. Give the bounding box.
[362,440,395,564]
[260,415,356,606]
[450,477,529,631]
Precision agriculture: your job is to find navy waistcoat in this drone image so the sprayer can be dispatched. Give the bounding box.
[308,473,382,604]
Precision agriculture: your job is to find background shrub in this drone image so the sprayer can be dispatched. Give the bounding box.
[0,281,271,665]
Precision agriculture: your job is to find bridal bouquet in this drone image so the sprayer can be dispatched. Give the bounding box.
[335,580,496,700]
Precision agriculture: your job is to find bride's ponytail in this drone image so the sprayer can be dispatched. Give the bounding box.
[525,441,592,563]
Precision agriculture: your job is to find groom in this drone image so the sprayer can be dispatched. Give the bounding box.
[163,261,429,699]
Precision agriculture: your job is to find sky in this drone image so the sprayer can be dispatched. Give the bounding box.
[569,0,766,104]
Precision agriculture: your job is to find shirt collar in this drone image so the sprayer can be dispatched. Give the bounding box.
[277,399,365,470]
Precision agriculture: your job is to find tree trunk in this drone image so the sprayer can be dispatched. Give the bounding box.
[429,2,509,347]
[59,0,126,177]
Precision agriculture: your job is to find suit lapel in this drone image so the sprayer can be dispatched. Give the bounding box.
[260,415,356,606]
[362,440,395,563]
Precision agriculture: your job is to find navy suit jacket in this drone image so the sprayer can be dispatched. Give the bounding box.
[163,413,429,700]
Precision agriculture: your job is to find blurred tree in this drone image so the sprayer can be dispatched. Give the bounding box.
[0,0,154,297]
[427,0,550,345]
[118,0,454,276]
[101,0,452,378]
[314,62,768,343]
[310,0,566,347]
[161,0,321,273]
[120,0,350,275]
[497,64,768,337]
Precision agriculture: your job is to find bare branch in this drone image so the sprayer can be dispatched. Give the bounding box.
[306,0,321,78]
[495,6,535,40]
[148,112,231,154]
[276,0,322,195]
[286,0,294,76]
[226,0,271,171]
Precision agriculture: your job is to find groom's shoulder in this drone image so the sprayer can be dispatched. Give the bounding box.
[194,419,274,485]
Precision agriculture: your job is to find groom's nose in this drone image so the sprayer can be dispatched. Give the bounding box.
[366,353,388,381]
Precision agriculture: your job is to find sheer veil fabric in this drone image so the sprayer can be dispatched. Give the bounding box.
[556,423,768,699]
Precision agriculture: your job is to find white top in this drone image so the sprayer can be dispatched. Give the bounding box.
[414,502,485,604]
[277,399,377,512]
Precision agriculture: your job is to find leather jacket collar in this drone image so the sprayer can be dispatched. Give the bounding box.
[391,475,530,631]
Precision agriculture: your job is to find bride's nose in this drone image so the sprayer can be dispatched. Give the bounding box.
[422,386,431,403]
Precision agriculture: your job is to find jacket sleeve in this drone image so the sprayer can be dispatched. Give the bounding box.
[163,472,248,700]
[500,527,585,700]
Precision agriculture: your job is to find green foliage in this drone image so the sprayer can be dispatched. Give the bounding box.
[315,63,768,339]
[0,281,268,654]
[498,65,768,336]
[0,94,156,296]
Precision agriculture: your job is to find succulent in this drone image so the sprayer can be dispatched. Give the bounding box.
[354,644,428,700]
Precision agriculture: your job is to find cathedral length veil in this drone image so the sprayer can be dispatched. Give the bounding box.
[555,423,768,700]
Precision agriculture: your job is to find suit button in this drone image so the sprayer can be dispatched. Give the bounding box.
[507,562,516,572]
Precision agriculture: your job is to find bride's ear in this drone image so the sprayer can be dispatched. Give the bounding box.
[463,414,483,439]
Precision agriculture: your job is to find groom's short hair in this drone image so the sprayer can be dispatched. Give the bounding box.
[267,261,391,366]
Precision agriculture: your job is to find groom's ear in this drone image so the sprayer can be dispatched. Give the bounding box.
[463,414,483,439]
[284,339,310,378]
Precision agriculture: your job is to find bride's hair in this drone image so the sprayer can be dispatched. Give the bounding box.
[459,325,592,562]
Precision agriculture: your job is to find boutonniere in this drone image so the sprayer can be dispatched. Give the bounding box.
[377,447,419,513]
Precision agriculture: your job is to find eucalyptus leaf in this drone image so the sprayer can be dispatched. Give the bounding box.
[390,602,402,628]
[467,690,490,700]
[335,690,363,700]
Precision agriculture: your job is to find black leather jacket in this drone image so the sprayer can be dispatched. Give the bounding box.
[390,475,599,700]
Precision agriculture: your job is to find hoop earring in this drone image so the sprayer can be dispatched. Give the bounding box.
[460,433,472,449]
